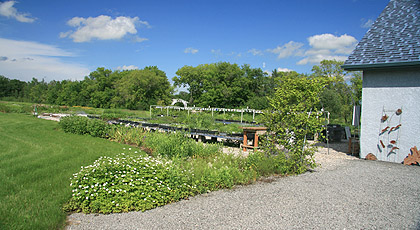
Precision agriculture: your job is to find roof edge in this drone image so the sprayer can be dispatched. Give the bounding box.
[342,61,420,71]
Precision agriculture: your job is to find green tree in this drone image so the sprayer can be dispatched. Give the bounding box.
[83,67,120,108]
[173,65,205,105]
[114,67,172,110]
[312,60,354,123]
[262,74,330,174]
[174,62,269,108]
[56,80,83,106]
[45,80,62,104]
[25,78,48,103]
[350,71,362,105]
[0,76,26,99]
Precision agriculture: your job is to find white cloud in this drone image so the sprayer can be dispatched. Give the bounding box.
[184,47,198,54]
[277,67,293,72]
[0,1,36,23]
[132,36,148,43]
[297,54,348,65]
[116,65,139,71]
[361,18,374,28]
[60,15,149,43]
[297,33,357,65]
[267,41,304,59]
[264,67,293,76]
[248,48,263,56]
[268,34,357,66]
[308,34,357,52]
[0,38,90,82]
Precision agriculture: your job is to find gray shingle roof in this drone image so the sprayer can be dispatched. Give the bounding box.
[343,0,420,70]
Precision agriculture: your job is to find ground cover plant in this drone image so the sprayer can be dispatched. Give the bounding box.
[64,151,194,213]
[0,113,134,230]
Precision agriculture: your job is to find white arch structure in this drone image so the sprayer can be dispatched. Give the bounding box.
[171,99,188,107]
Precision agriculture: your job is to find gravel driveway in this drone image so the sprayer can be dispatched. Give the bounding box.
[66,145,420,230]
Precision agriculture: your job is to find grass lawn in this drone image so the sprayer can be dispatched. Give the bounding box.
[0,113,134,229]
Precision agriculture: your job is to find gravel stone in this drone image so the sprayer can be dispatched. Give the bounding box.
[66,142,420,230]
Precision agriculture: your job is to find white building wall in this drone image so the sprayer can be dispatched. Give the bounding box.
[361,67,420,163]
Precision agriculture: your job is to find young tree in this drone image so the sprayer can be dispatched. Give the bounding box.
[262,74,330,174]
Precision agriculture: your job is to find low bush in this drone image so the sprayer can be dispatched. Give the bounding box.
[246,151,291,176]
[64,148,260,214]
[181,113,215,130]
[143,131,221,158]
[185,154,255,193]
[0,102,33,114]
[59,116,109,138]
[64,150,194,213]
[108,125,146,146]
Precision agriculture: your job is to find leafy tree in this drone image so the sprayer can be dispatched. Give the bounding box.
[173,91,190,101]
[200,62,246,107]
[0,76,26,99]
[350,71,362,105]
[262,74,330,174]
[56,80,83,106]
[83,67,121,108]
[0,75,10,98]
[173,65,205,105]
[312,60,357,124]
[25,78,48,103]
[45,80,62,104]
[114,67,172,110]
[174,62,269,108]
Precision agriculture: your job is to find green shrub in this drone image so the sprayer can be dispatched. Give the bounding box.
[181,113,215,130]
[86,118,109,138]
[64,151,194,213]
[184,154,254,193]
[246,151,291,176]
[108,125,146,146]
[59,116,109,138]
[101,109,137,120]
[143,131,221,158]
[0,102,33,114]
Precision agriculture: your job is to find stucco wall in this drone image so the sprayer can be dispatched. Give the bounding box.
[361,67,420,163]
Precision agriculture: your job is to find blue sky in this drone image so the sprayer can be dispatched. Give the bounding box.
[0,0,389,84]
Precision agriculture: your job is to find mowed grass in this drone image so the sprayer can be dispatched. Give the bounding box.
[0,113,134,229]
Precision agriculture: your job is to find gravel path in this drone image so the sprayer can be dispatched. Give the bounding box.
[66,143,420,230]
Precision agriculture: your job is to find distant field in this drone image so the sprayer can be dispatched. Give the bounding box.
[0,113,134,230]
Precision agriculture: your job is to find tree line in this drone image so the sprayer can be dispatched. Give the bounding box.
[0,60,361,124]
[0,66,172,110]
